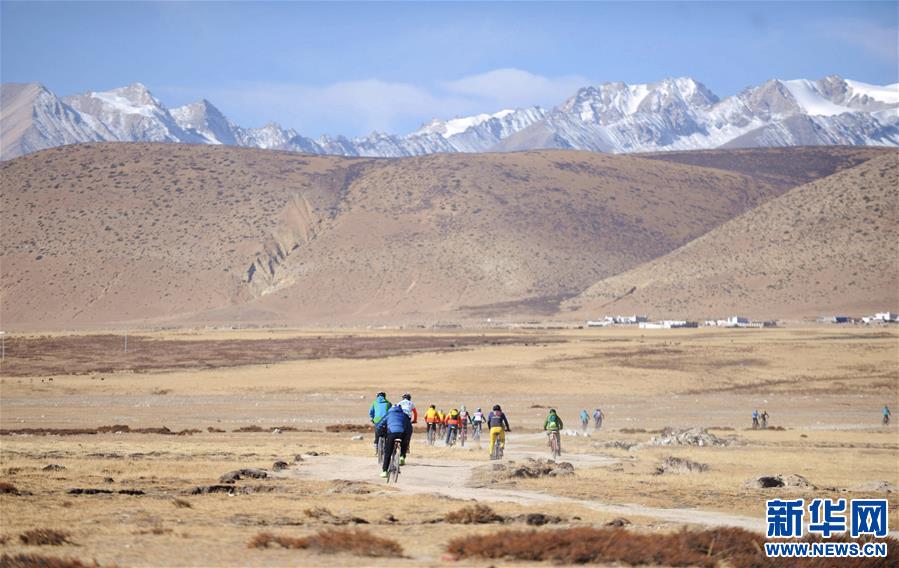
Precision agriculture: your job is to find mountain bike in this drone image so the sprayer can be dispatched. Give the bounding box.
[548,430,561,459]
[459,424,467,447]
[472,422,482,441]
[386,438,402,484]
[491,435,504,460]
[446,425,458,447]
[884,414,891,426]
[426,423,437,446]
[376,434,386,464]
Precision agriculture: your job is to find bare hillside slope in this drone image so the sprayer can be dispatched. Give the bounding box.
[1,143,887,329]
[564,152,899,319]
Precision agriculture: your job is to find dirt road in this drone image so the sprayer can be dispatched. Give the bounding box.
[283,434,766,533]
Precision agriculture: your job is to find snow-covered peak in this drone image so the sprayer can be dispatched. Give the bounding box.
[844,79,899,105]
[88,83,164,117]
[781,79,853,117]
[559,77,718,124]
[171,99,237,145]
[415,108,517,138]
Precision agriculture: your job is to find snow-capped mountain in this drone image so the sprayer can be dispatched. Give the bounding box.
[2,75,897,160]
[497,76,899,153]
[63,83,202,144]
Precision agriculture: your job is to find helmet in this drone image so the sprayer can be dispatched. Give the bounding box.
[460,405,467,412]
[376,391,386,398]
[476,408,481,412]
[493,404,501,411]
[402,393,411,400]
[451,409,458,415]
[549,408,556,414]
[429,404,436,409]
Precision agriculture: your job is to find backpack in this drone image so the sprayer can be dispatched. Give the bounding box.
[548,414,559,425]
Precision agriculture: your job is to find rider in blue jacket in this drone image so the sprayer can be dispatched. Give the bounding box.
[369,392,391,450]
[381,404,413,477]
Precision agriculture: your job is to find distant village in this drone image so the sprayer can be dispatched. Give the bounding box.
[585,311,899,329]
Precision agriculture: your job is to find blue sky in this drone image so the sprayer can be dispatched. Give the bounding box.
[2,1,896,137]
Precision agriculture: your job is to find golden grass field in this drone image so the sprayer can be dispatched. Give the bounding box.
[1,326,897,566]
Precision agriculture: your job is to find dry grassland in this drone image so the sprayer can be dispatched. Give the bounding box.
[1,327,896,566]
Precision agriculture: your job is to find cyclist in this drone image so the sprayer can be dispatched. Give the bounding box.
[487,404,511,457]
[760,410,769,429]
[380,403,412,478]
[471,407,485,439]
[593,408,604,430]
[368,391,391,451]
[444,408,462,445]
[579,409,589,433]
[424,404,439,442]
[399,393,418,423]
[752,409,759,429]
[437,408,446,437]
[544,408,563,444]
[884,405,892,425]
[458,405,471,437]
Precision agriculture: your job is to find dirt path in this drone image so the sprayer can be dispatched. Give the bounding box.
[282,439,765,533]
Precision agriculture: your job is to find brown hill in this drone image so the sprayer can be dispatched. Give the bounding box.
[0,143,888,329]
[563,152,899,320]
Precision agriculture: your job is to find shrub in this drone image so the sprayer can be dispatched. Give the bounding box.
[18,529,74,546]
[0,554,103,568]
[445,504,505,524]
[446,527,899,567]
[249,529,402,557]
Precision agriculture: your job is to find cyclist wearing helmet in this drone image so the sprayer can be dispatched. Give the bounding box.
[444,408,462,445]
[487,404,511,457]
[544,408,563,432]
[471,407,485,438]
[368,391,391,451]
[399,393,418,423]
[458,405,471,435]
[380,403,413,477]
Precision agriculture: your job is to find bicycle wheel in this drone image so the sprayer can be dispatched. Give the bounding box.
[376,436,385,463]
[460,427,467,447]
[390,441,402,483]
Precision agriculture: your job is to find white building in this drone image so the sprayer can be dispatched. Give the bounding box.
[874,312,898,322]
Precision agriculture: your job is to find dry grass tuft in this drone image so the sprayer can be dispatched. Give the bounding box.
[445,504,505,524]
[18,529,75,546]
[446,527,898,567]
[0,481,20,495]
[171,498,192,509]
[325,424,370,433]
[248,529,402,557]
[0,554,104,568]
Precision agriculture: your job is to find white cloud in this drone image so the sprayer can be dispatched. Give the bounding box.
[442,68,592,109]
[819,19,898,63]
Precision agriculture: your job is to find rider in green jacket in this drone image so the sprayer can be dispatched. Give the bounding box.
[544,409,563,431]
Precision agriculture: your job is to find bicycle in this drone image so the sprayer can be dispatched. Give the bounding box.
[376,434,386,464]
[490,435,504,460]
[472,422,482,441]
[426,423,437,446]
[459,424,468,447]
[548,430,561,459]
[884,414,891,426]
[386,438,402,484]
[446,425,458,447]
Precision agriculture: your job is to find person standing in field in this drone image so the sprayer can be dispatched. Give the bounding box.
[752,409,760,429]
[760,410,769,429]
[579,409,589,433]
